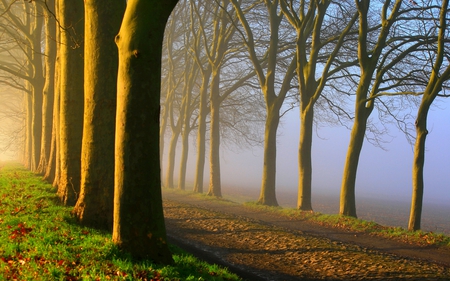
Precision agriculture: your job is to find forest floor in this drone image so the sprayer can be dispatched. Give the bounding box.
[162,189,450,281]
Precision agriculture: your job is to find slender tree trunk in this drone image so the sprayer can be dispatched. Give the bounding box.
[38,0,56,175]
[340,99,371,217]
[297,106,314,211]
[258,106,280,206]
[193,72,211,193]
[113,0,177,262]
[30,3,44,172]
[57,0,84,206]
[24,91,32,168]
[207,69,222,197]
[409,117,428,231]
[165,132,180,189]
[73,0,125,230]
[178,128,189,190]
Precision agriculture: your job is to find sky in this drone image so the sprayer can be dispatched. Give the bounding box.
[172,96,450,210]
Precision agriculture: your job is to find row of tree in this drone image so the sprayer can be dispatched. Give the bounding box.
[159,0,450,234]
[0,0,448,262]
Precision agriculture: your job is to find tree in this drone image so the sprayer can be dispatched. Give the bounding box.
[339,0,431,217]
[72,0,125,230]
[113,0,178,262]
[231,0,297,206]
[409,0,450,231]
[280,0,358,210]
[57,0,84,206]
[36,0,56,175]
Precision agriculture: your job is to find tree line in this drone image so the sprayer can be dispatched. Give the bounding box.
[0,0,449,262]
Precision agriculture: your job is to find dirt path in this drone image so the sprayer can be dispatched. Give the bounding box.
[163,190,450,281]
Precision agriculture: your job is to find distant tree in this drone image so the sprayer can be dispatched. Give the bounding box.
[340,0,432,217]
[72,0,125,230]
[280,0,358,211]
[409,0,450,231]
[57,0,84,206]
[113,0,178,262]
[36,0,56,175]
[231,0,297,206]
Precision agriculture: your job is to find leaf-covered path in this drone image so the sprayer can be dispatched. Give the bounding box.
[163,189,450,281]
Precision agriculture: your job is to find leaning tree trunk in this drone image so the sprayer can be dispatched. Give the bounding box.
[57,0,84,206]
[113,0,178,262]
[73,0,125,230]
[339,99,371,218]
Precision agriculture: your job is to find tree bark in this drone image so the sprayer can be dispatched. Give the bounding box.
[297,106,314,211]
[193,69,211,193]
[208,69,222,197]
[72,0,125,230]
[37,0,56,175]
[113,0,178,262]
[258,106,280,206]
[57,0,84,206]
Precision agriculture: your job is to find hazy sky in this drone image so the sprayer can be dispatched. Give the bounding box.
[169,96,450,209]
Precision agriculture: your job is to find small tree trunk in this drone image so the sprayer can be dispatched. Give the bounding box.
[37,0,56,175]
[193,72,211,193]
[297,106,314,211]
[339,101,370,218]
[208,70,222,197]
[258,107,280,206]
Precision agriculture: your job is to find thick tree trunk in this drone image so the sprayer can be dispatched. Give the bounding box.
[72,0,125,230]
[113,0,177,262]
[258,107,280,206]
[57,0,84,206]
[37,0,56,175]
[297,106,314,211]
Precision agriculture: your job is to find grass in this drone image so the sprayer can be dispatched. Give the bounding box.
[242,201,450,248]
[0,162,242,281]
[163,187,450,248]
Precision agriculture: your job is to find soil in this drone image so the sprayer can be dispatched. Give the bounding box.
[162,190,450,281]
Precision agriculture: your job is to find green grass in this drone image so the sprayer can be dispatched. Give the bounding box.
[0,162,242,281]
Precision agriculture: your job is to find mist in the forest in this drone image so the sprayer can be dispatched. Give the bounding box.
[163,97,450,209]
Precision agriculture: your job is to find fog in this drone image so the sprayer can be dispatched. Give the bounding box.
[163,98,450,209]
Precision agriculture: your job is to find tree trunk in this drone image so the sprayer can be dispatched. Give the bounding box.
[297,106,314,211]
[30,3,44,172]
[164,131,180,189]
[207,69,222,197]
[340,100,371,217]
[57,0,84,206]
[409,119,428,231]
[258,106,280,206]
[193,71,211,193]
[72,0,125,230]
[113,0,178,262]
[37,0,56,175]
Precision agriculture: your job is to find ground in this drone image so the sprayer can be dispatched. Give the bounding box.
[163,189,450,281]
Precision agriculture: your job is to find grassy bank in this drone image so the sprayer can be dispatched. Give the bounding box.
[163,187,450,248]
[0,162,241,281]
